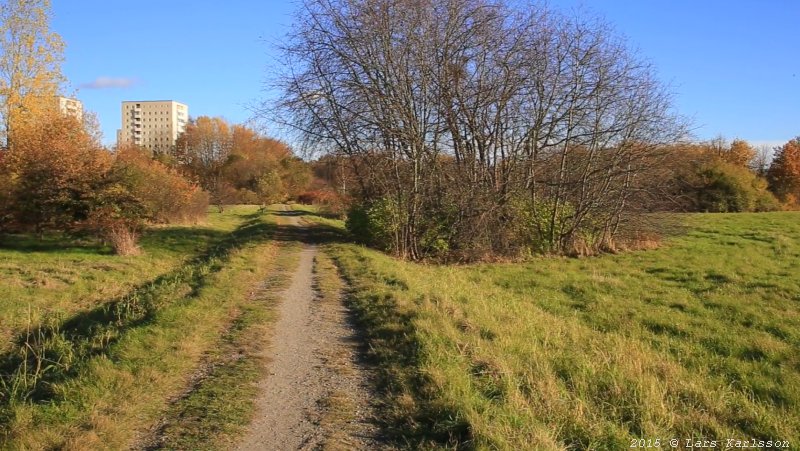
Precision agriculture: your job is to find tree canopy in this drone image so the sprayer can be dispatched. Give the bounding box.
[276,0,687,259]
[0,0,64,149]
[768,138,800,206]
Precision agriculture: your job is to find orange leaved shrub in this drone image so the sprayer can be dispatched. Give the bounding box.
[114,146,209,224]
[0,114,209,255]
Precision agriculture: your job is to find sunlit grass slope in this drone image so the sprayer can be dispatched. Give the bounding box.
[0,206,250,352]
[0,205,289,449]
[326,212,800,449]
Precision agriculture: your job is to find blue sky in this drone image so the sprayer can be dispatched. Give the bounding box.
[53,0,799,148]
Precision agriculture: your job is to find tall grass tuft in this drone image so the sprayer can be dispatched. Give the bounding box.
[105,225,142,256]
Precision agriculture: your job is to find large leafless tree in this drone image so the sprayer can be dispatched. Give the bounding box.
[274,0,687,259]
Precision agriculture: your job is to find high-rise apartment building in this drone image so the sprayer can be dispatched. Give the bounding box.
[116,100,188,153]
[55,96,83,120]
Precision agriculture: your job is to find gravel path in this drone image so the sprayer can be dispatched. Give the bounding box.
[237,210,379,450]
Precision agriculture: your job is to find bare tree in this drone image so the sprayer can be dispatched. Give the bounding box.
[751,144,774,176]
[273,0,687,259]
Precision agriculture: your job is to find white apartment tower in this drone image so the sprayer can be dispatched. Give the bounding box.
[117,100,188,153]
[55,96,83,120]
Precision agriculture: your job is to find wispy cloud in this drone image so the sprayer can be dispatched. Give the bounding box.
[80,76,140,89]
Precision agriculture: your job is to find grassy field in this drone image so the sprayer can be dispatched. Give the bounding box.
[0,205,296,449]
[314,211,800,449]
[3,206,798,449]
[0,208,245,353]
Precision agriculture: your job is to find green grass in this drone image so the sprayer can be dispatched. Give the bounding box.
[5,206,798,449]
[0,207,252,354]
[0,205,296,449]
[321,212,800,449]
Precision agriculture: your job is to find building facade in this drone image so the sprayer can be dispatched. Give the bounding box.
[116,100,188,153]
[55,96,83,120]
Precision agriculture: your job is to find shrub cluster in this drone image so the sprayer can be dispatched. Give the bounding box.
[283,0,687,260]
[284,0,800,261]
[653,142,782,213]
[114,147,209,224]
[694,162,780,212]
[0,116,208,255]
[338,136,793,260]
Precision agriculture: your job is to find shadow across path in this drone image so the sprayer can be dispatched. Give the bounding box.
[267,208,350,246]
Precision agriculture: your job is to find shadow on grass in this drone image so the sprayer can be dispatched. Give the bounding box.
[270,209,350,246]
[0,207,354,415]
[139,227,228,256]
[0,213,279,410]
[330,250,474,449]
[289,206,343,220]
[270,222,349,246]
[272,210,305,217]
[0,226,229,258]
[0,233,109,255]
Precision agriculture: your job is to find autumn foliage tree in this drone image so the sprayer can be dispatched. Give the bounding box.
[0,112,211,257]
[767,138,800,207]
[175,117,311,206]
[2,115,99,233]
[0,0,65,149]
[725,139,757,168]
[174,116,232,195]
[113,145,209,224]
[0,0,149,251]
[0,111,129,234]
[0,116,210,254]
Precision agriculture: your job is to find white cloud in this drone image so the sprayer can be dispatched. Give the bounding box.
[80,76,140,89]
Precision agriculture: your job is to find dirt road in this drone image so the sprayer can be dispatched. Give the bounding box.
[236,208,378,450]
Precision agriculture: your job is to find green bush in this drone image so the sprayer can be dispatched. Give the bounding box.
[345,204,371,242]
[419,225,450,256]
[510,196,576,254]
[754,189,783,212]
[345,198,400,252]
[696,161,780,213]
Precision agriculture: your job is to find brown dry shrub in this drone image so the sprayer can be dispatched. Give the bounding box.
[83,206,145,256]
[298,188,348,217]
[601,232,662,254]
[104,224,141,256]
